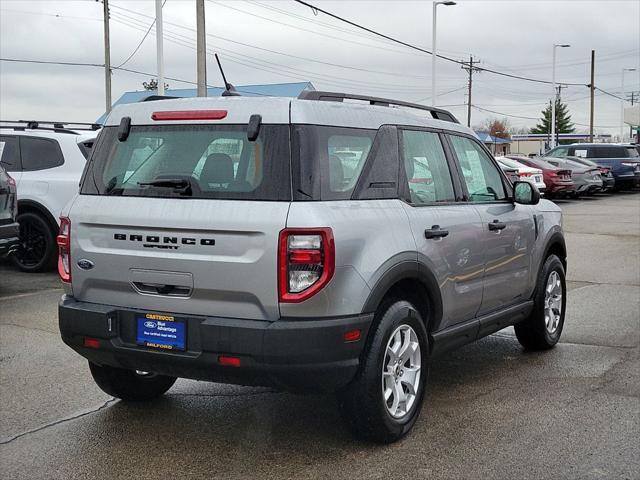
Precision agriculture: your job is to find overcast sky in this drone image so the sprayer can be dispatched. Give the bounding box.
[1,0,639,136]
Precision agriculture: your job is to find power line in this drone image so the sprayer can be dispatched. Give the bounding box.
[292,0,588,87]
[471,104,618,129]
[107,12,442,93]
[115,0,166,69]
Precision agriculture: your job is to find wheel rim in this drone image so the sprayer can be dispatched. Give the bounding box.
[382,324,421,419]
[15,217,48,267]
[544,270,563,334]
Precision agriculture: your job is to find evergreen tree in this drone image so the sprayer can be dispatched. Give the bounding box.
[530,98,575,136]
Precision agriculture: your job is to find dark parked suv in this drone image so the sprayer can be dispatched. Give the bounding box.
[0,164,19,258]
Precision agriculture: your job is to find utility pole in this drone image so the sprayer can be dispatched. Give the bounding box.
[589,50,595,142]
[155,0,165,96]
[555,84,567,146]
[196,0,207,97]
[101,0,111,114]
[461,55,480,127]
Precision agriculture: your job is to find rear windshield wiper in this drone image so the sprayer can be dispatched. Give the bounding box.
[138,178,190,188]
[137,178,193,196]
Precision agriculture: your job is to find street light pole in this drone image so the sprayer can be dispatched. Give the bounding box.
[621,68,636,141]
[551,44,570,149]
[431,1,456,107]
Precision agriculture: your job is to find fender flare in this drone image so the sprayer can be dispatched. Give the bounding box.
[17,199,59,233]
[361,260,443,333]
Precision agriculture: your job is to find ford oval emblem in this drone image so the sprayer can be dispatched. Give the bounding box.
[77,259,94,270]
[144,321,157,329]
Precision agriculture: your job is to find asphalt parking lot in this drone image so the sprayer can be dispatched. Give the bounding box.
[0,192,638,480]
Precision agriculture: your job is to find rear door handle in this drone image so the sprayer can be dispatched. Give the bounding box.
[425,225,449,239]
[488,220,507,231]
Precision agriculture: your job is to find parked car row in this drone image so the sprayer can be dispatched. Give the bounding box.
[495,143,640,199]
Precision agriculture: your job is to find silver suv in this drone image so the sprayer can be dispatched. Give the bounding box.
[58,92,567,443]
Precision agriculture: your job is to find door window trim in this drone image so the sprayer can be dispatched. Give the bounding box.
[396,126,464,207]
[18,135,64,171]
[443,132,513,204]
[0,134,23,172]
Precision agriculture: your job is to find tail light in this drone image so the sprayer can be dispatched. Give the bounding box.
[278,228,335,303]
[57,217,71,283]
[519,171,532,177]
[6,173,16,188]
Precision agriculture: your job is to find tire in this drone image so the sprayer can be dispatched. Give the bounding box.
[11,211,57,272]
[339,299,429,444]
[514,254,566,350]
[89,362,177,401]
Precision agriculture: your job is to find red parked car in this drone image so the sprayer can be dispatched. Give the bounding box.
[507,155,575,198]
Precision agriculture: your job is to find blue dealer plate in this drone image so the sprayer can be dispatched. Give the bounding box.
[136,314,186,351]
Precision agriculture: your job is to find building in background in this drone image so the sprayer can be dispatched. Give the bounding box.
[96,82,315,124]
[475,132,512,155]
[624,105,639,143]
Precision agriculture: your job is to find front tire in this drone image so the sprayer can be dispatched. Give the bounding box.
[515,254,566,350]
[89,362,177,401]
[339,299,429,444]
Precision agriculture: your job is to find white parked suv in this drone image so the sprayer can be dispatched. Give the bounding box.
[0,121,99,271]
[496,156,546,193]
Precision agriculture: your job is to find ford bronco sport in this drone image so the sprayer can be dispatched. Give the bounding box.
[58,91,567,443]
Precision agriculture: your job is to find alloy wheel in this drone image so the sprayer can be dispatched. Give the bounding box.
[544,271,563,334]
[382,324,421,419]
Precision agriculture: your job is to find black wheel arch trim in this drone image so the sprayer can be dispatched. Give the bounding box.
[17,199,59,233]
[532,231,567,300]
[361,260,444,333]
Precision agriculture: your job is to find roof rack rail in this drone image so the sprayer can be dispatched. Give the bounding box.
[139,95,179,102]
[0,120,102,134]
[298,91,460,124]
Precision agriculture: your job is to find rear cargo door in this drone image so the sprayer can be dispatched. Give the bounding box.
[71,120,291,320]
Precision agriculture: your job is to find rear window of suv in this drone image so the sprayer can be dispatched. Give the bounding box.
[81,124,291,200]
[588,146,633,158]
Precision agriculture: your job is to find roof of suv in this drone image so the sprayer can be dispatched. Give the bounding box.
[103,95,475,136]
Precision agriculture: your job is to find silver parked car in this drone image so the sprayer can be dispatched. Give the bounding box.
[542,156,603,196]
[58,91,567,443]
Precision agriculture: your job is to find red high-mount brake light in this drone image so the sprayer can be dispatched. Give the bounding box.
[278,228,335,303]
[57,217,71,283]
[151,110,228,121]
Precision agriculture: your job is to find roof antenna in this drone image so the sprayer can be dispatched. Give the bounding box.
[215,53,240,97]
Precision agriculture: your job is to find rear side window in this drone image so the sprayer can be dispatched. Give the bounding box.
[625,146,639,158]
[400,130,455,204]
[20,136,64,171]
[449,135,507,202]
[0,135,20,172]
[549,146,568,158]
[292,126,376,200]
[590,146,630,158]
[81,124,291,200]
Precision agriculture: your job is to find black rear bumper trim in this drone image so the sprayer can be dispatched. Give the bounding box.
[58,296,373,392]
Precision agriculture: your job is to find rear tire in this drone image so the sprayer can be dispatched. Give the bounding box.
[515,254,566,350]
[89,362,177,401]
[338,299,429,444]
[12,211,57,272]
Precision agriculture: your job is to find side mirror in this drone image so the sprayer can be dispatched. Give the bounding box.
[513,181,540,205]
[117,116,131,142]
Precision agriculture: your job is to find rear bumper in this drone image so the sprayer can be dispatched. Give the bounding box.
[58,296,373,392]
[546,182,575,194]
[612,173,640,189]
[0,221,19,257]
